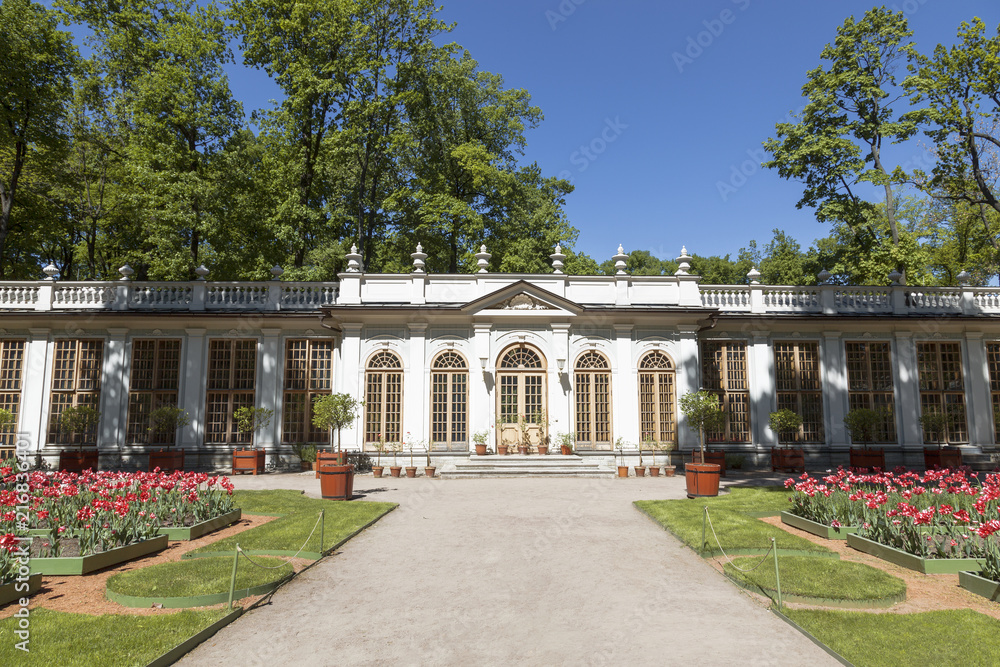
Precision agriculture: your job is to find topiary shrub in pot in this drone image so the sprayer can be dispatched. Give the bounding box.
[680,391,726,498]
[768,408,805,473]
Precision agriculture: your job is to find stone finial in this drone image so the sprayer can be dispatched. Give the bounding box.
[194,264,210,280]
[550,243,567,274]
[411,243,428,273]
[957,270,972,286]
[42,263,59,281]
[612,244,629,275]
[888,269,902,286]
[675,245,693,276]
[475,245,492,273]
[270,265,284,280]
[345,244,363,273]
[747,266,761,285]
[817,268,831,285]
[118,264,134,281]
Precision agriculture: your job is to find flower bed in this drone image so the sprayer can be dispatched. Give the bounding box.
[29,535,169,575]
[779,511,858,540]
[0,468,236,574]
[785,468,1000,580]
[156,509,242,541]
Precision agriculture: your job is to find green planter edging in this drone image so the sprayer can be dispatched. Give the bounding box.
[723,571,905,609]
[770,607,854,667]
[846,534,986,574]
[145,607,244,667]
[959,570,1000,602]
[780,511,859,540]
[0,573,42,606]
[106,572,294,609]
[157,509,242,541]
[30,535,169,575]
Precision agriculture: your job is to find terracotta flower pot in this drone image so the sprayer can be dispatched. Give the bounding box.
[634,466,646,477]
[663,466,676,477]
[405,466,417,478]
[685,463,721,498]
[475,443,487,456]
[498,445,509,456]
[518,446,529,455]
[390,466,402,478]
[617,465,629,478]
[424,466,436,478]
[372,466,384,478]
[648,466,660,477]
[561,445,572,456]
[537,445,548,455]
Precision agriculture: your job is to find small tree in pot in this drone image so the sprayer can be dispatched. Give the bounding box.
[919,412,949,450]
[312,393,363,453]
[148,406,190,444]
[679,391,726,497]
[59,405,102,472]
[234,407,274,449]
[844,407,887,470]
[768,408,805,473]
[768,409,803,447]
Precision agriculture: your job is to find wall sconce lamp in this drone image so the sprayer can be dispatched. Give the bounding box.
[480,357,489,372]
[556,358,566,374]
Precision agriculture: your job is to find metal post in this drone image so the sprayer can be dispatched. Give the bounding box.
[702,506,708,555]
[771,537,782,609]
[227,544,240,611]
[319,510,325,555]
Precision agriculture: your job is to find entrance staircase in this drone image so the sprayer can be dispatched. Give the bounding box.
[439,454,614,479]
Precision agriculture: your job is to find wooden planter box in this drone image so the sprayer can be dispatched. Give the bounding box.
[780,511,858,540]
[846,534,985,574]
[59,450,99,473]
[690,450,726,477]
[924,448,962,470]
[959,570,1000,602]
[157,509,242,541]
[685,463,721,498]
[315,451,346,478]
[232,448,266,475]
[849,448,885,470]
[771,447,805,473]
[0,573,42,607]
[30,535,169,575]
[148,449,184,472]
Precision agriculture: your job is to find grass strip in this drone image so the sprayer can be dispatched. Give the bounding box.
[230,489,322,516]
[724,555,906,602]
[190,493,396,556]
[107,556,292,598]
[784,609,1000,667]
[636,488,831,555]
[0,608,227,667]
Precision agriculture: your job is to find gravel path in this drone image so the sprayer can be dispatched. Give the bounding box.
[179,473,837,666]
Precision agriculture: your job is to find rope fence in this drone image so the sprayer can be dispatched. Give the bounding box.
[702,506,783,608]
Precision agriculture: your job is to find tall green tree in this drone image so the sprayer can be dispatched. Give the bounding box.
[764,8,917,280]
[0,0,77,279]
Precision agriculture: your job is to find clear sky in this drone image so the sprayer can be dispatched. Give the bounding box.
[66,1,1000,267]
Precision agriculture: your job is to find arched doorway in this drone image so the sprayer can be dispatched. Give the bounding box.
[575,350,613,450]
[364,350,403,449]
[496,344,546,450]
[638,350,677,445]
[430,350,468,451]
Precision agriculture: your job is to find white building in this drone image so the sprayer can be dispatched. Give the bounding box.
[1,244,998,471]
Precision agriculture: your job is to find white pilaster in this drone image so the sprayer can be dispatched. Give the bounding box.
[613,324,637,444]
[100,328,129,452]
[340,323,363,448]
[821,332,848,446]
[258,329,281,449]
[20,329,50,453]
[749,332,775,447]
[964,332,992,445]
[406,323,428,444]
[179,329,206,450]
[550,323,572,442]
[472,323,493,447]
[893,332,922,449]
[675,325,700,448]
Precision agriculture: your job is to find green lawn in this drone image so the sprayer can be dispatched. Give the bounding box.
[635,488,831,555]
[0,608,228,666]
[724,555,905,601]
[189,491,396,556]
[107,555,293,598]
[786,609,1000,667]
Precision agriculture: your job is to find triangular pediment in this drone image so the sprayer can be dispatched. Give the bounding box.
[460,280,583,316]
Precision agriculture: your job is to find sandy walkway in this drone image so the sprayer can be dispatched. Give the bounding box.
[179,473,837,666]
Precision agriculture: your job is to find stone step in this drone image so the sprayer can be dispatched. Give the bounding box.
[962,453,999,473]
[440,454,614,478]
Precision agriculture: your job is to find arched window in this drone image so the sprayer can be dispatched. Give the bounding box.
[431,351,468,451]
[365,350,402,447]
[638,351,676,445]
[496,345,546,447]
[575,351,612,450]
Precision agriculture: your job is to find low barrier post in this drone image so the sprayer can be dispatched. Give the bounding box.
[771,537,782,609]
[227,544,240,611]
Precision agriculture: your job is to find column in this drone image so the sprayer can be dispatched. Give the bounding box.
[258,329,281,449]
[613,324,638,444]
[406,323,428,444]
[893,332,922,449]
[749,332,775,447]
[675,325,700,448]
[20,329,51,453]
[472,323,493,447]
[339,324,363,448]
[179,329,206,450]
[550,323,572,441]
[821,331,848,447]
[100,328,129,453]
[964,332,992,446]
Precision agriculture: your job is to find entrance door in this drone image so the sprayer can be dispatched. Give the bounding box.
[496,345,547,449]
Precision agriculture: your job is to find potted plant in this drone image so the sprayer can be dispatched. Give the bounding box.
[557,431,575,456]
[290,443,317,472]
[615,438,629,478]
[662,440,677,477]
[232,406,273,474]
[313,393,363,474]
[844,408,887,470]
[921,411,961,470]
[147,406,190,471]
[680,391,726,498]
[516,414,530,455]
[473,430,489,456]
[372,435,386,477]
[423,440,436,478]
[635,435,648,477]
[389,441,403,477]
[768,408,805,473]
[58,405,101,472]
[404,434,418,478]
[533,410,549,455]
